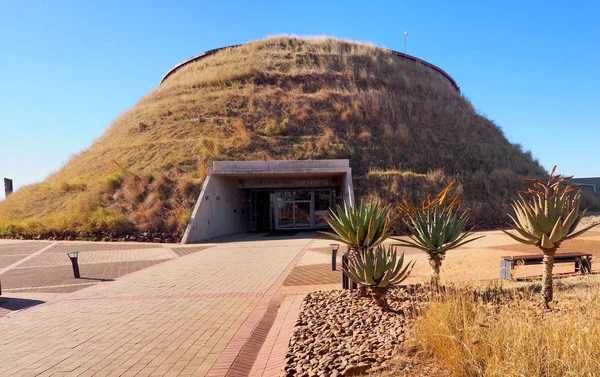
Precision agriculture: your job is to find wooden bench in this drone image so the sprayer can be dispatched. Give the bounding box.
[500,252,592,280]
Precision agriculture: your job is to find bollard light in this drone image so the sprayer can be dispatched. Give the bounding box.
[329,244,340,271]
[67,251,80,278]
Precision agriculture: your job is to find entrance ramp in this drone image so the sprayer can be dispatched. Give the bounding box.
[181,160,354,244]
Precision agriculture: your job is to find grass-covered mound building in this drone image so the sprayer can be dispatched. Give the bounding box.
[0,37,546,241]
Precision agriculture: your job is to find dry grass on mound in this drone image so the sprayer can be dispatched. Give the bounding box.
[403,276,600,377]
[0,167,200,238]
[0,36,548,237]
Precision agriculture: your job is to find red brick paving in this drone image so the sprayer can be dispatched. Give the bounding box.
[226,295,285,377]
[171,245,213,257]
[206,237,316,377]
[249,294,306,377]
[45,243,167,253]
[0,240,214,320]
[283,263,340,286]
[0,242,53,255]
[0,296,46,317]
[0,235,323,376]
[0,254,28,268]
[0,234,315,376]
[2,260,170,292]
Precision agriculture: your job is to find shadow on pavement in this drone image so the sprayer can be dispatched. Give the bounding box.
[78,277,115,282]
[0,297,45,312]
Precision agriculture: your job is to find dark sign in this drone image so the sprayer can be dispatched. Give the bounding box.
[239,178,334,189]
[4,178,13,197]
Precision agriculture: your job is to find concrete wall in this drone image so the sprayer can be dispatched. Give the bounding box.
[213,160,350,172]
[182,175,251,243]
[572,177,600,193]
[340,168,354,206]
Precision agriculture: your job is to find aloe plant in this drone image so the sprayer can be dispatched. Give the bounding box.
[503,166,599,305]
[393,181,483,288]
[342,244,415,309]
[322,200,394,253]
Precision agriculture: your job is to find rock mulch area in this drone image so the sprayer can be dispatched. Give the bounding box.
[281,288,427,377]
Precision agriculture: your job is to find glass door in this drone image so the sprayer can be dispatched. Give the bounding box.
[275,191,312,229]
[276,191,295,229]
[314,190,333,228]
[274,189,333,229]
[293,190,311,228]
[250,191,258,231]
[276,202,294,228]
[294,202,311,228]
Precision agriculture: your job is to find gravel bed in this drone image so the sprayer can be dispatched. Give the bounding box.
[281,288,427,377]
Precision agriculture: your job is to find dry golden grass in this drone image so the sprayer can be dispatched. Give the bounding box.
[412,276,600,377]
[0,36,547,237]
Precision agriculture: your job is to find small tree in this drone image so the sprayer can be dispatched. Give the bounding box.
[342,244,415,310]
[322,200,395,296]
[503,166,599,306]
[322,199,394,254]
[393,181,483,289]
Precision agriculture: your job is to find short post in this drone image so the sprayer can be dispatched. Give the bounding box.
[500,259,513,280]
[340,252,357,290]
[341,252,350,289]
[67,251,80,278]
[329,243,340,271]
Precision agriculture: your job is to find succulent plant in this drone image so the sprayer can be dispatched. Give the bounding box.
[503,166,599,305]
[322,200,394,253]
[342,244,415,309]
[394,181,483,288]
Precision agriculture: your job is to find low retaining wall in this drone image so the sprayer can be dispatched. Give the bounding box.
[159,43,460,93]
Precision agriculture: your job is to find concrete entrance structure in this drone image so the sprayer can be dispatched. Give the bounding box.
[181,160,354,244]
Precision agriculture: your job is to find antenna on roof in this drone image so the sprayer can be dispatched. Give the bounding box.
[404,31,408,54]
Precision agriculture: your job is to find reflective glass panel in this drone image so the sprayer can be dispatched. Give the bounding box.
[277,202,294,228]
[276,191,294,202]
[295,202,311,227]
[295,191,311,201]
[315,190,331,211]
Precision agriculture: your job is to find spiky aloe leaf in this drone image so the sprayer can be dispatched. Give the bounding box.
[564,223,600,240]
[505,168,599,252]
[321,199,394,251]
[393,205,479,260]
[502,229,537,245]
[341,245,415,288]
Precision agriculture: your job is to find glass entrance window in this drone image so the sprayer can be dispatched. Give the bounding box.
[294,202,311,227]
[274,189,335,230]
[277,202,294,228]
[295,191,311,201]
[314,190,332,227]
[276,191,294,202]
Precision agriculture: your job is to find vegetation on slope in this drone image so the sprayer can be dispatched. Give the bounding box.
[0,36,549,239]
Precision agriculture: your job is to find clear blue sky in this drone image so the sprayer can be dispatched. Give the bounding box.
[1,1,599,199]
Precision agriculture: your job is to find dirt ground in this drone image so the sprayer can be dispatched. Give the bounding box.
[280,228,600,292]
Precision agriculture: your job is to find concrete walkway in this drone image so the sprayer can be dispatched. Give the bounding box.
[0,233,315,377]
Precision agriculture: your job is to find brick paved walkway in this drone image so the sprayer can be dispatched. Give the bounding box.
[0,241,212,298]
[0,233,315,376]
